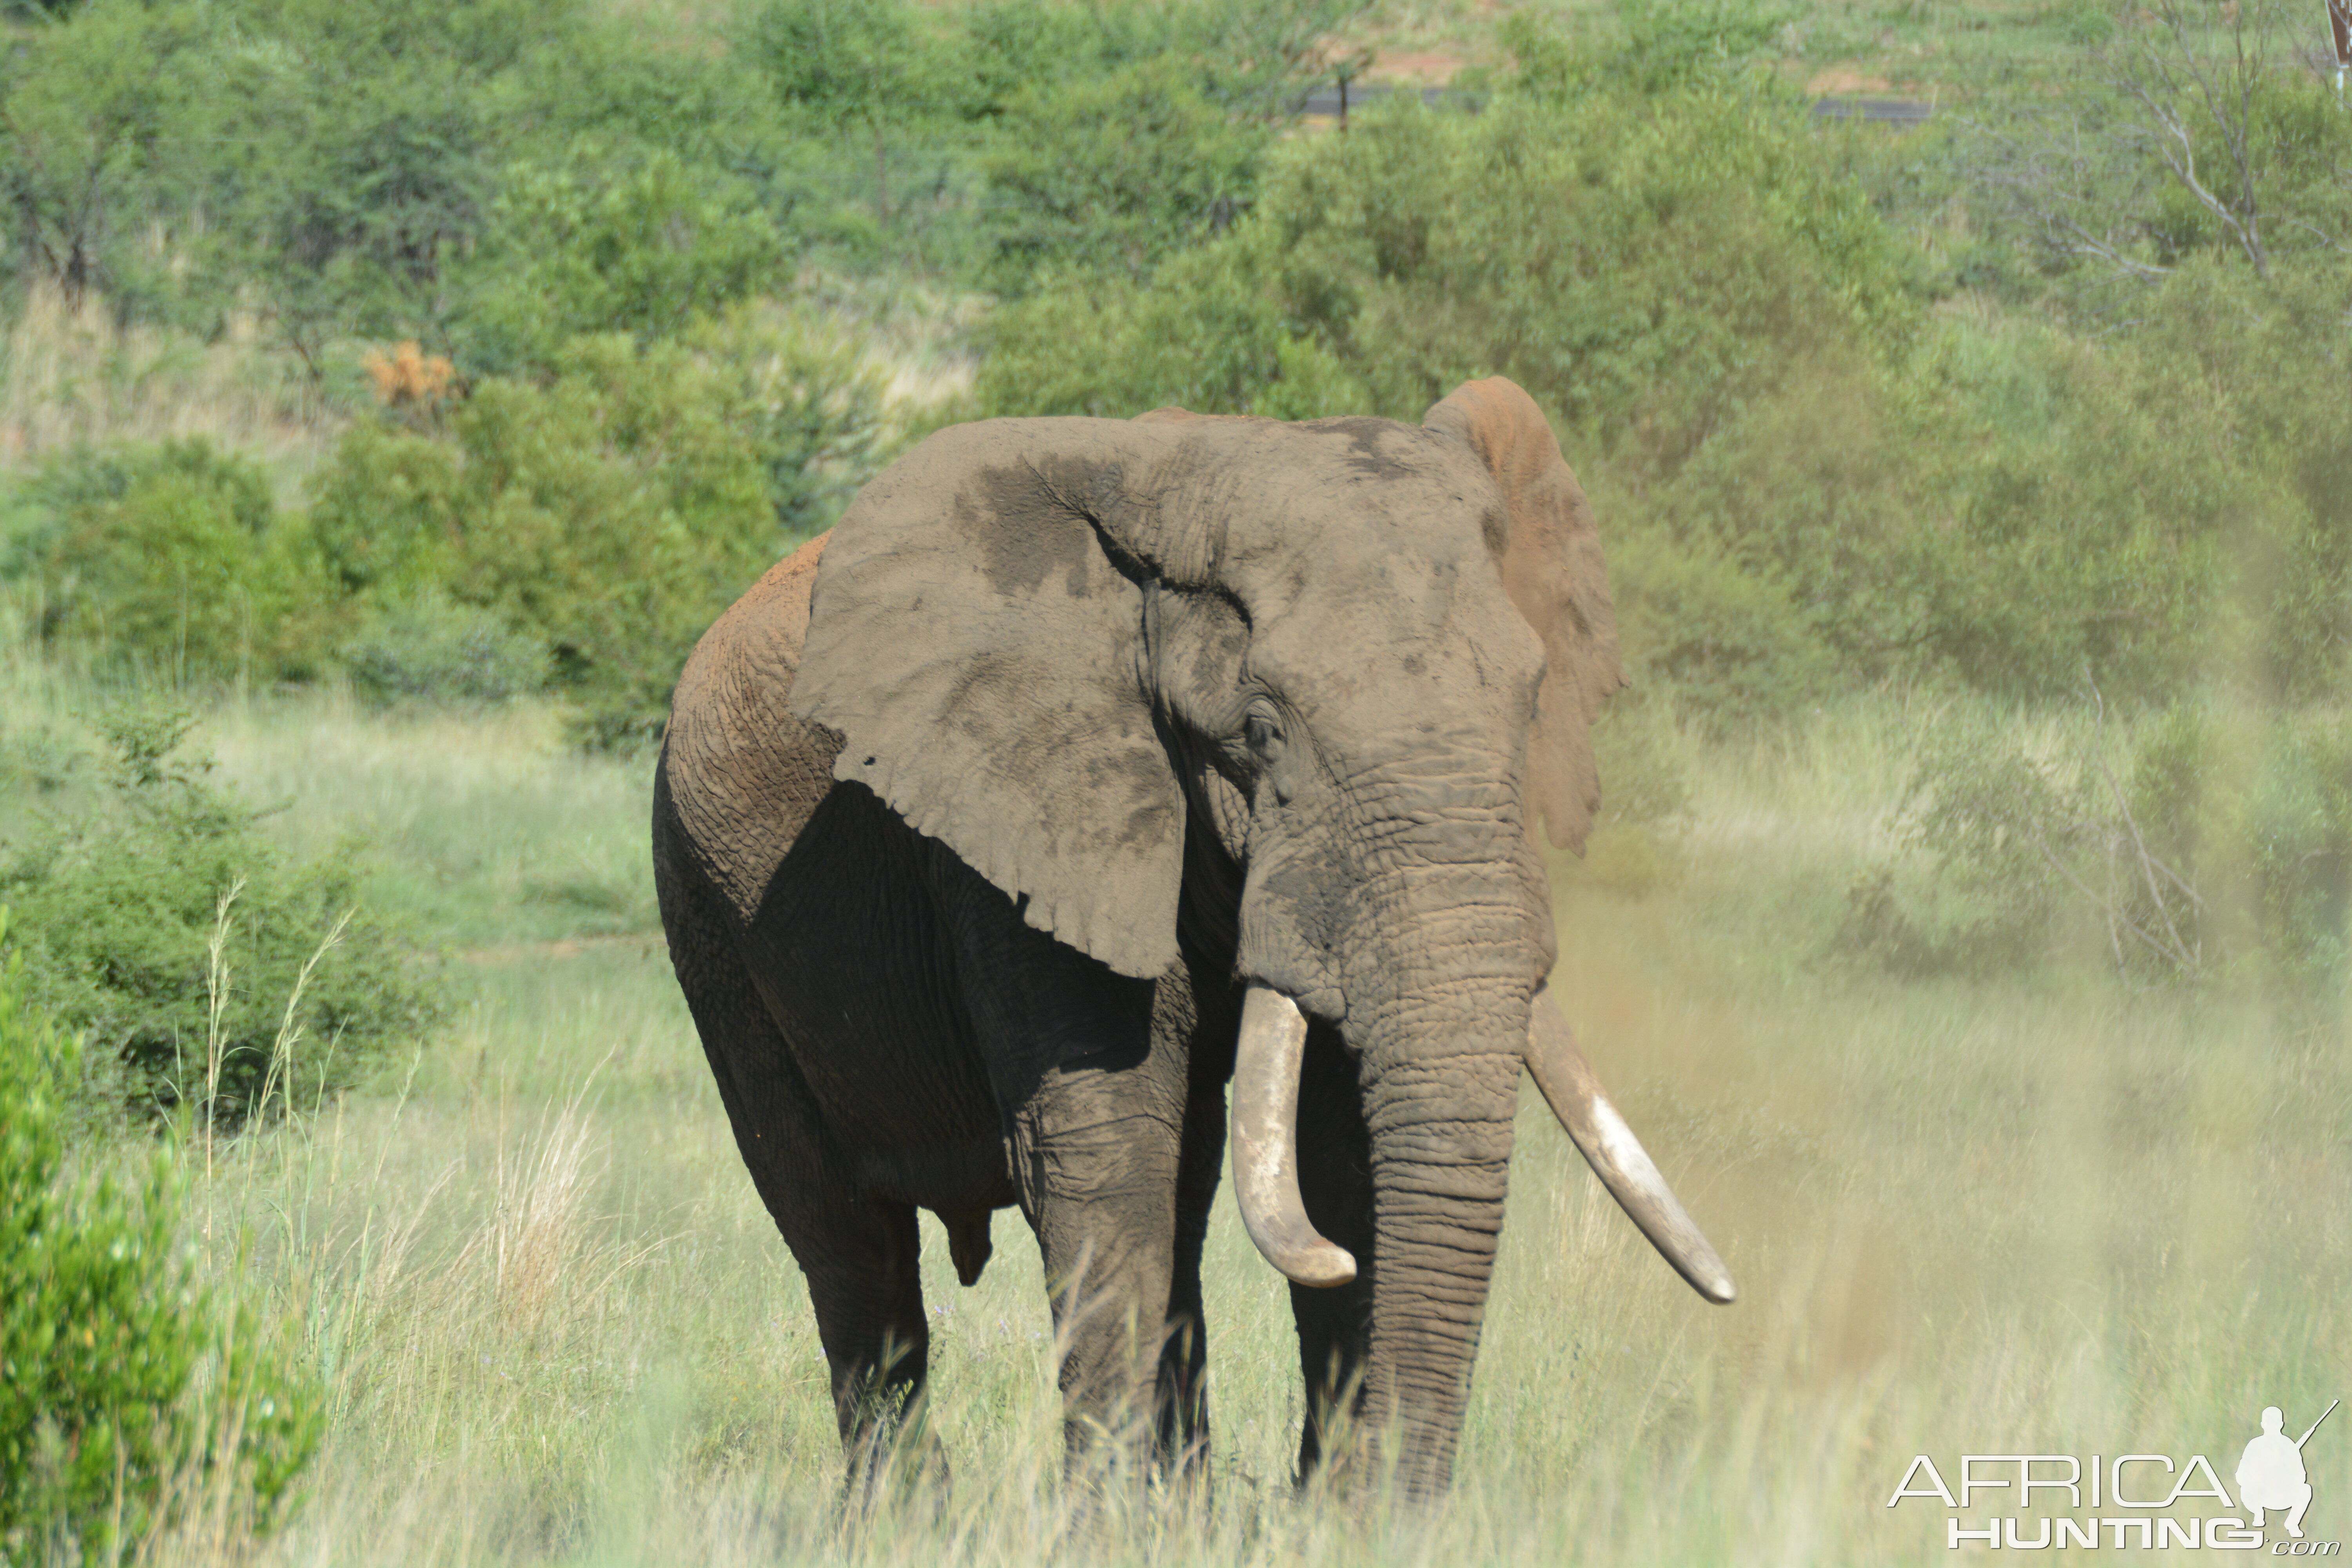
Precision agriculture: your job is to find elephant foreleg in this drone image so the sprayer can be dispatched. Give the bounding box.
[938,858,1202,1480]
[1154,960,1234,1478]
[1014,1058,1186,1472]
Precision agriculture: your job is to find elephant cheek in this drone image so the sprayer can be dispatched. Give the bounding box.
[1234,844,1348,1022]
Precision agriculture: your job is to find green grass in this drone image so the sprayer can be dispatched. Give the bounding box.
[6,660,2345,1563]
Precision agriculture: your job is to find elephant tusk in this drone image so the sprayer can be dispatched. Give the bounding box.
[1525,984,1737,1305]
[1230,984,1357,1289]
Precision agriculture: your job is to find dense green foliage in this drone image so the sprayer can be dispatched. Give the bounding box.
[0,307,885,738]
[341,590,552,709]
[1865,698,2352,985]
[309,312,886,742]
[0,0,1354,333]
[978,13,2352,724]
[0,711,444,1127]
[4,0,2350,980]
[4,442,332,685]
[0,913,320,1559]
[979,65,1263,290]
[456,141,790,376]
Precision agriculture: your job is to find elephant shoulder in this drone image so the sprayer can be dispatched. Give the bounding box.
[661,533,844,919]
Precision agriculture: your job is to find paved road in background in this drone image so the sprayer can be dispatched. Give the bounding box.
[1297,82,1936,125]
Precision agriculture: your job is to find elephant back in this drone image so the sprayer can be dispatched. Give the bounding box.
[659,532,843,921]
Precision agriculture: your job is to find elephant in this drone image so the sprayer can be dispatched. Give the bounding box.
[651,376,1734,1498]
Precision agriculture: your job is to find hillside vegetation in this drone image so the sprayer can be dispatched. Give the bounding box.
[1,0,2348,1559]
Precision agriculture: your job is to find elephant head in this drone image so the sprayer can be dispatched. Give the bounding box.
[790,377,1731,1492]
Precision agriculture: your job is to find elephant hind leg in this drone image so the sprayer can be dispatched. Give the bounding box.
[803,1200,933,1468]
[653,818,935,1480]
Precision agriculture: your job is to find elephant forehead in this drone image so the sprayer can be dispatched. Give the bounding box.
[1243,557,1545,757]
[1209,424,1499,586]
[1217,450,1539,688]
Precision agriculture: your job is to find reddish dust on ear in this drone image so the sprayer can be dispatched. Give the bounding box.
[1421,377,1626,855]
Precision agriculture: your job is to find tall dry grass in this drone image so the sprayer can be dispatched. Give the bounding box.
[7,668,2343,1565]
[0,285,359,497]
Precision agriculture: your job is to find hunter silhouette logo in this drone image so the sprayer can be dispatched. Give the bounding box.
[1887,1396,2343,1550]
[2240,1400,2337,1540]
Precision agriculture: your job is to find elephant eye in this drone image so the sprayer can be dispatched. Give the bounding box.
[1244,708,1282,755]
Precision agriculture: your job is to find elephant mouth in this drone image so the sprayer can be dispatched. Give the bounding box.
[1227,980,1737,1304]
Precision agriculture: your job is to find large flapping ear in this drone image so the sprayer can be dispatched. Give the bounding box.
[791,419,1186,980]
[1423,377,1626,853]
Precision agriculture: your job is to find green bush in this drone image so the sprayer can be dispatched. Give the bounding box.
[191,0,590,354]
[310,313,887,745]
[1867,699,2352,984]
[0,911,321,1559]
[1602,0,1793,91]
[978,227,1369,419]
[453,138,791,374]
[0,710,445,1128]
[1604,526,1840,726]
[979,64,1265,293]
[741,0,967,251]
[0,0,217,315]
[5,441,336,685]
[961,0,1368,121]
[342,590,551,708]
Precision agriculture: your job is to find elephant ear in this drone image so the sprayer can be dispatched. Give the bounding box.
[790,419,1186,982]
[1423,377,1626,853]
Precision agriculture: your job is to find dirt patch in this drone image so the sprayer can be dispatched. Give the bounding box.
[1368,49,1467,83]
[1807,67,1896,93]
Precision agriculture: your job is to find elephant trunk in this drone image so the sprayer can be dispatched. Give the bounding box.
[1353,967,1527,1496]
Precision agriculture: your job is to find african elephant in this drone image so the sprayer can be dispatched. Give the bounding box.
[651,377,1734,1497]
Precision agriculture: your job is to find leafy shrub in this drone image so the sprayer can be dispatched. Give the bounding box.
[0,0,218,315]
[741,0,967,252]
[5,441,335,685]
[0,710,445,1128]
[0,912,321,1559]
[310,312,887,745]
[1264,89,1915,470]
[1603,514,1842,728]
[190,0,593,354]
[1865,699,2352,983]
[1849,708,2085,978]
[962,0,1367,120]
[1965,6,2352,294]
[453,138,791,374]
[343,590,551,708]
[980,64,1265,292]
[978,228,1369,420]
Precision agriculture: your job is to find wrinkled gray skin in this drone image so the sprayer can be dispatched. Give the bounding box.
[652,378,1622,1496]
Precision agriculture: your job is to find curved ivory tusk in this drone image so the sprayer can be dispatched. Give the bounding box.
[1526,984,1737,1304]
[1230,984,1357,1289]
